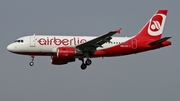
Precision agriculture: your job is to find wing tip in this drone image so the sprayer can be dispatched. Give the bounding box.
[116,28,122,34]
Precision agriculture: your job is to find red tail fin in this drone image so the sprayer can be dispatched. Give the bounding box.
[135,10,168,39]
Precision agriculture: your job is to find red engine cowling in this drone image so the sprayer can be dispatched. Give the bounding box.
[57,47,76,58]
[51,56,68,65]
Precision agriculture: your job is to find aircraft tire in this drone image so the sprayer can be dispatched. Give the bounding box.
[29,62,34,66]
[81,63,87,70]
[85,59,92,66]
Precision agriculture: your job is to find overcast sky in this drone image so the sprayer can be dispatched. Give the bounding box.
[0,0,180,101]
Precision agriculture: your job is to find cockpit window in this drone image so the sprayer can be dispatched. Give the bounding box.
[15,40,24,43]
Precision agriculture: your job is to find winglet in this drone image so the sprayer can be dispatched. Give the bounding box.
[116,28,122,34]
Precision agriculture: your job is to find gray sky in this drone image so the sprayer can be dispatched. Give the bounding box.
[0,0,180,101]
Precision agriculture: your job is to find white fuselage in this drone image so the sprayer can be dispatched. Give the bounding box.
[7,35,132,55]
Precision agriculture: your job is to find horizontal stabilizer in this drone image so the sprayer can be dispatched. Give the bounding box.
[148,37,171,45]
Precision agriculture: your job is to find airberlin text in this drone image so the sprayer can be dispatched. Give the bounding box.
[38,37,86,46]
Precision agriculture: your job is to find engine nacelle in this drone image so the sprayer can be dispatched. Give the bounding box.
[51,56,76,65]
[57,47,76,58]
[51,56,68,65]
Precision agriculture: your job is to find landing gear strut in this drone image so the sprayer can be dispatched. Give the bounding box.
[79,58,92,70]
[29,55,34,66]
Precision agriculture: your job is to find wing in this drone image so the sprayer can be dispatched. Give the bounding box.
[76,28,121,54]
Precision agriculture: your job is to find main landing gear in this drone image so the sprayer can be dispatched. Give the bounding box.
[29,55,34,66]
[79,58,92,70]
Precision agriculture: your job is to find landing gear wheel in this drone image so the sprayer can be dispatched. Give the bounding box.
[29,55,35,66]
[85,59,92,66]
[81,63,87,70]
[29,62,34,66]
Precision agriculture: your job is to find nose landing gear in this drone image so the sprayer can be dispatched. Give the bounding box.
[29,61,34,66]
[29,55,34,66]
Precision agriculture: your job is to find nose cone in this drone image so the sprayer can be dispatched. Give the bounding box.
[7,44,14,52]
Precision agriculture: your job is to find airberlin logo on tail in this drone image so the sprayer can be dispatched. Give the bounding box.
[148,14,166,36]
[38,37,86,46]
[151,21,161,30]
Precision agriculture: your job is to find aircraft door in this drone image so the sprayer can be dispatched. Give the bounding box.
[131,38,137,49]
[30,36,36,47]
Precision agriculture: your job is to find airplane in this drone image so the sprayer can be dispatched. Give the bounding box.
[7,10,171,70]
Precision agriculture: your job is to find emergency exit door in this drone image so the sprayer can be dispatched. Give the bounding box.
[131,38,137,49]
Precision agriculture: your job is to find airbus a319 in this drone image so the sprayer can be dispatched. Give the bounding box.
[7,10,171,70]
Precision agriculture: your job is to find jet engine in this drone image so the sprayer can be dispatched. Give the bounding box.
[57,47,79,58]
[51,56,75,65]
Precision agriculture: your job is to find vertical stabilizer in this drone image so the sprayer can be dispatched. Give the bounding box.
[135,10,168,39]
